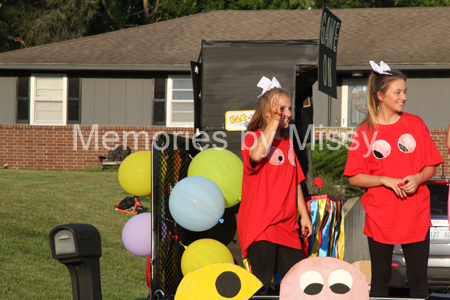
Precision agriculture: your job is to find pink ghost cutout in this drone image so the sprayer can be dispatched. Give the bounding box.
[280,257,369,300]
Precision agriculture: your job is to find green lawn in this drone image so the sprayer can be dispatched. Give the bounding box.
[0,169,151,300]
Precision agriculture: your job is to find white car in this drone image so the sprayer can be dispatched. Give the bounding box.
[391,178,450,286]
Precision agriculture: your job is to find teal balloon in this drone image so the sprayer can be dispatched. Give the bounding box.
[169,176,225,232]
[188,148,243,208]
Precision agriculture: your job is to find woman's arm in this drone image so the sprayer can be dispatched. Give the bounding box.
[400,165,436,195]
[297,185,312,238]
[348,173,407,199]
[348,165,437,198]
[248,119,279,163]
[248,95,282,163]
[446,123,450,150]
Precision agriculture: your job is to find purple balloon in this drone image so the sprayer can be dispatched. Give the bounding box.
[122,212,152,257]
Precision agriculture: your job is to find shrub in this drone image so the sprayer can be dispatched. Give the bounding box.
[311,140,364,199]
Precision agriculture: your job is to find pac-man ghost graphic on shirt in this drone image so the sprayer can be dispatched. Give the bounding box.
[175,263,263,300]
[280,257,369,300]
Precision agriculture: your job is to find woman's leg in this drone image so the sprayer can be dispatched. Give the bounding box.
[276,245,303,278]
[367,237,394,297]
[401,229,430,298]
[247,241,277,295]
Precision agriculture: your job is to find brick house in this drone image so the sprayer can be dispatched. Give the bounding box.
[0,7,449,173]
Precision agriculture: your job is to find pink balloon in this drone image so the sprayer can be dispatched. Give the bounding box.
[122,212,152,257]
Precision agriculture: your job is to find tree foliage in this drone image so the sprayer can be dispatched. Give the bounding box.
[31,0,99,46]
[312,0,450,8]
[0,0,449,53]
[0,0,99,52]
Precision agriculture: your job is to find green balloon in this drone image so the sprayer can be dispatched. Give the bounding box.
[188,148,243,208]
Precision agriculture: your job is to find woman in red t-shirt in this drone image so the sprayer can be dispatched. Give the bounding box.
[237,76,312,295]
[344,61,443,298]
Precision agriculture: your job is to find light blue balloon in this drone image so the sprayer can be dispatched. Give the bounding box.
[169,176,225,232]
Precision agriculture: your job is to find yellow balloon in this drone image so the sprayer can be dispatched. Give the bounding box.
[118,151,151,196]
[181,239,234,276]
[175,263,262,300]
[188,148,243,208]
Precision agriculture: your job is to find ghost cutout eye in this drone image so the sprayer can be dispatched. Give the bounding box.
[300,270,324,295]
[398,134,416,153]
[372,140,391,159]
[268,147,284,166]
[328,269,352,294]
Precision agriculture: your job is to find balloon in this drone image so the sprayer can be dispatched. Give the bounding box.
[122,212,152,257]
[181,238,234,276]
[118,151,151,196]
[169,176,225,232]
[188,148,243,208]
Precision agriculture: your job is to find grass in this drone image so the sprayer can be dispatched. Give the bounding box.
[0,168,151,300]
[0,162,361,300]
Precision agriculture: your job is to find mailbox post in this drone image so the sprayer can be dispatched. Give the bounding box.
[49,223,102,300]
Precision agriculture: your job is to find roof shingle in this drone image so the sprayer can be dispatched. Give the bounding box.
[0,7,449,69]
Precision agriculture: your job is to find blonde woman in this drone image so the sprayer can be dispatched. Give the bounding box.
[344,61,443,298]
[237,76,312,295]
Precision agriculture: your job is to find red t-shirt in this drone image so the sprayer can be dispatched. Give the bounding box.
[344,113,443,244]
[237,129,305,259]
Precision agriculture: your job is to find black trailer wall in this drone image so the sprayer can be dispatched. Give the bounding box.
[199,40,319,157]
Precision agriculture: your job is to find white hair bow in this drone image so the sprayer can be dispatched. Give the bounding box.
[256,76,281,99]
[369,60,392,76]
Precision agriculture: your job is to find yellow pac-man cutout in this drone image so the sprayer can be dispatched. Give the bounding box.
[175,263,263,300]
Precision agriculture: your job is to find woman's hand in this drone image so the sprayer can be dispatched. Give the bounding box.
[269,94,282,123]
[297,186,312,238]
[399,174,422,195]
[380,176,407,199]
[300,214,313,238]
[399,166,437,195]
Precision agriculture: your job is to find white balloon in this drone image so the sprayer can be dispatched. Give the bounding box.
[169,176,225,232]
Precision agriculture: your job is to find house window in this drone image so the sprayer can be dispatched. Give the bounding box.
[153,78,166,125]
[341,79,368,127]
[67,77,81,124]
[30,74,67,125]
[21,75,81,125]
[166,75,194,127]
[16,77,30,123]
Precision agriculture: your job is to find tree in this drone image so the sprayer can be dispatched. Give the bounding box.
[29,0,99,46]
[0,0,99,52]
[1,0,449,54]
[91,0,314,31]
[0,0,44,52]
[312,0,450,8]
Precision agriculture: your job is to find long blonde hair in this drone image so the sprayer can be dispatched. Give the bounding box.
[357,69,407,133]
[246,87,290,139]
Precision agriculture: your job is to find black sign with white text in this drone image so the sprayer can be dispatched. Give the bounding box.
[318,7,341,99]
[190,61,202,131]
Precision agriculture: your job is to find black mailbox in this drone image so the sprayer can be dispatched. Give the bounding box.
[49,223,102,300]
